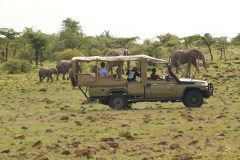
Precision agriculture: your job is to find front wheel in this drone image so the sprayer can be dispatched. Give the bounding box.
[109,94,128,110]
[183,90,203,108]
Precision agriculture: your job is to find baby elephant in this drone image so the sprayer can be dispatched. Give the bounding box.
[39,68,58,82]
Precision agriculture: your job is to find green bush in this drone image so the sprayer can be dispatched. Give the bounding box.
[2,60,33,74]
[55,48,84,62]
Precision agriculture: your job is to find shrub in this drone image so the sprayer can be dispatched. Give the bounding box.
[55,49,84,62]
[2,60,33,74]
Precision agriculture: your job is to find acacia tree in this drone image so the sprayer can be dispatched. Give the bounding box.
[200,33,215,61]
[182,35,202,49]
[0,28,19,61]
[215,36,228,60]
[59,18,83,50]
[23,28,47,66]
[157,33,180,58]
[231,33,240,46]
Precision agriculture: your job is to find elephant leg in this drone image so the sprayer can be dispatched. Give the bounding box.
[50,75,53,82]
[192,60,199,73]
[41,77,46,82]
[187,63,192,77]
[47,76,50,82]
[118,65,122,79]
[175,65,179,73]
[63,73,65,80]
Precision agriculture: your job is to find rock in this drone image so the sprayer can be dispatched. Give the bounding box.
[45,129,53,133]
[70,113,76,117]
[60,115,69,120]
[121,124,130,127]
[170,143,181,150]
[39,88,47,92]
[71,141,81,148]
[158,141,168,145]
[87,146,97,154]
[14,135,25,139]
[75,121,82,126]
[188,140,199,145]
[101,137,114,142]
[205,138,213,146]
[61,148,70,155]
[99,142,110,150]
[21,126,28,130]
[75,148,90,157]
[173,153,193,160]
[1,149,10,153]
[32,140,42,147]
[108,147,117,154]
[172,134,183,139]
[85,115,97,122]
[108,142,119,149]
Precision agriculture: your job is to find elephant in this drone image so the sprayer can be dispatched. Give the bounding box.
[169,49,207,76]
[39,67,58,82]
[105,48,130,79]
[56,60,81,80]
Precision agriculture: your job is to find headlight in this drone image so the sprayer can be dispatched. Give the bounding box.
[200,83,208,87]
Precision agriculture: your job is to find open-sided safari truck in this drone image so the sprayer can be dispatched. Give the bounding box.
[71,55,213,109]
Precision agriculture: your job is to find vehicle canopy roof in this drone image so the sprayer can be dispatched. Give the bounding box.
[72,55,166,64]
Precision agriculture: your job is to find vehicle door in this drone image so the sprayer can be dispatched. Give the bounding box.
[145,78,177,99]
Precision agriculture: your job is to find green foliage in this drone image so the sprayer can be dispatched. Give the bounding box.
[59,18,83,49]
[157,33,180,50]
[55,48,84,61]
[231,33,240,46]
[2,59,32,74]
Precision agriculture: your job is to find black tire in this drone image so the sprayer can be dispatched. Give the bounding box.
[109,94,128,110]
[183,90,203,108]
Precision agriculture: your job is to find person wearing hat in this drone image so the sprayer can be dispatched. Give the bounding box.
[150,68,160,80]
[126,67,140,82]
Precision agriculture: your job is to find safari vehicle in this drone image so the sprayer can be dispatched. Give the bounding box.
[71,55,213,109]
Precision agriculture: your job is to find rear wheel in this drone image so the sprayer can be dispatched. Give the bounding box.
[183,90,203,108]
[109,94,128,110]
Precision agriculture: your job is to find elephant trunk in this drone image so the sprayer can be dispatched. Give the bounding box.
[201,56,207,70]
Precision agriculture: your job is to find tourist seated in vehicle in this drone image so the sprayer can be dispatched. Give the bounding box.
[98,62,109,77]
[150,68,160,80]
[126,67,141,82]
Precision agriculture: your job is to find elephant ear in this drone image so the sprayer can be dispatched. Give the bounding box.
[191,50,199,59]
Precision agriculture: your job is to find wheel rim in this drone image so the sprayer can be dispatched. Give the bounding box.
[113,97,124,108]
[190,96,198,104]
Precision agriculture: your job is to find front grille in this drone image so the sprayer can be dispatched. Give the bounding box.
[208,83,214,92]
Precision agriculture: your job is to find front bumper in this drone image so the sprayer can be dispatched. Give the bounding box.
[206,83,214,97]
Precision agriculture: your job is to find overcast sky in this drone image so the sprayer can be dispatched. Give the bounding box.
[1,0,240,41]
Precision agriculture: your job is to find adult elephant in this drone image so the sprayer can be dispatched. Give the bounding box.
[56,60,81,80]
[105,48,130,79]
[170,49,207,75]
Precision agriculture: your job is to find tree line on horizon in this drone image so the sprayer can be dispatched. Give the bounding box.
[1,17,240,67]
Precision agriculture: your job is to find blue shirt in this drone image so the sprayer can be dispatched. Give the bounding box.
[98,67,109,77]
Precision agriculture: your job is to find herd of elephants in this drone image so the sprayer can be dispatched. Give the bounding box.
[38,48,207,83]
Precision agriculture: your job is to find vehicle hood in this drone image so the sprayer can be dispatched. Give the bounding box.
[179,78,208,85]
